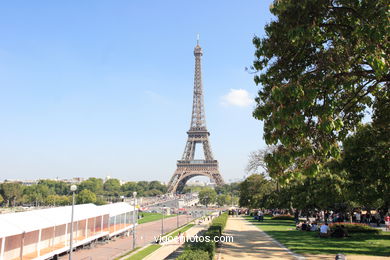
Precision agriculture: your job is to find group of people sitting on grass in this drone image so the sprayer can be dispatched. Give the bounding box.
[296,221,350,238]
[296,220,319,232]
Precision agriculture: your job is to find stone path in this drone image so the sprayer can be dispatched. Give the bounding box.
[218,216,298,260]
[144,217,213,260]
[59,215,192,260]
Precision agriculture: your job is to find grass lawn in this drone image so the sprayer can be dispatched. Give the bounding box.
[123,222,195,260]
[114,247,140,260]
[138,212,176,224]
[125,244,161,260]
[167,223,195,238]
[245,216,390,257]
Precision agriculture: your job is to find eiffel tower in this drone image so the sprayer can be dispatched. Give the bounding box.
[167,39,224,194]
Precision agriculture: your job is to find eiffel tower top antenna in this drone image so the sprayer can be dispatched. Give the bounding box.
[197,34,200,45]
[190,34,206,130]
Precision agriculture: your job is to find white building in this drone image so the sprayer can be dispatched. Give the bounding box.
[0,202,137,260]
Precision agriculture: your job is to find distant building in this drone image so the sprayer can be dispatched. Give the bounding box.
[186,180,206,186]
[60,177,85,184]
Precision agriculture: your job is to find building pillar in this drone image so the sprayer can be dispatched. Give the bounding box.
[0,237,6,260]
[37,229,42,257]
[100,216,104,233]
[20,232,25,259]
[85,220,88,238]
[64,223,68,247]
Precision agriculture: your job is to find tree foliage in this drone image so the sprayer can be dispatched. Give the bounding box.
[216,194,232,207]
[214,183,240,197]
[76,189,97,204]
[23,184,55,206]
[342,123,390,209]
[198,188,217,207]
[252,0,389,182]
[239,174,274,209]
[103,178,121,195]
[79,178,103,194]
[0,182,23,207]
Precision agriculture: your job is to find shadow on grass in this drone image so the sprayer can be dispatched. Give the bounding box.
[243,216,390,257]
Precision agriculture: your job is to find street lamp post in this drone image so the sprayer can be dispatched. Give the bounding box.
[132,192,137,250]
[177,208,179,228]
[69,184,77,260]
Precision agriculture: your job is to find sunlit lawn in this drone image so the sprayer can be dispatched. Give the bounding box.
[138,212,176,224]
[126,244,161,260]
[244,216,390,257]
[168,223,195,238]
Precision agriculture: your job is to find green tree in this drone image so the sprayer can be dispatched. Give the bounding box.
[38,180,69,195]
[252,0,389,182]
[198,188,217,207]
[23,184,55,206]
[216,194,231,207]
[79,178,104,194]
[0,182,23,207]
[76,189,97,204]
[144,189,163,197]
[137,181,149,191]
[121,181,138,196]
[0,194,4,205]
[214,183,240,197]
[149,181,167,193]
[103,179,121,195]
[239,174,273,209]
[45,195,59,206]
[56,195,71,206]
[342,124,390,210]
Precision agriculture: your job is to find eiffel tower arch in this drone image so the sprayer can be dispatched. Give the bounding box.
[167,40,224,194]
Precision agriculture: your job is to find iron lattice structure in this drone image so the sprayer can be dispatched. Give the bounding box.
[167,42,224,194]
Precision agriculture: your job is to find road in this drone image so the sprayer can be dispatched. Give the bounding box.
[59,215,193,260]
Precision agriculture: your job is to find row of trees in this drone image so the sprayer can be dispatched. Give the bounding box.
[0,178,167,207]
[240,111,389,213]
[198,184,240,207]
[242,0,389,214]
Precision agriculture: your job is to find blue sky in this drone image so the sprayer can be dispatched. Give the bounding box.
[0,0,274,182]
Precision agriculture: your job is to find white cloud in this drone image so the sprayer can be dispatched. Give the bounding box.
[220,89,254,107]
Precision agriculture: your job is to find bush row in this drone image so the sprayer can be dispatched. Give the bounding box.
[271,214,295,220]
[178,212,229,260]
[329,223,381,234]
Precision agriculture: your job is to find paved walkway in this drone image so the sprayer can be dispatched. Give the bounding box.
[59,215,192,260]
[143,218,212,260]
[219,216,298,260]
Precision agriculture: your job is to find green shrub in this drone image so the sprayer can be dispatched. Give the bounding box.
[271,214,294,220]
[329,223,381,234]
[177,249,209,260]
[181,212,228,260]
[210,212,228,230]
[185,241,215,260]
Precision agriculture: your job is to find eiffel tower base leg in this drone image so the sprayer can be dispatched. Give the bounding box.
[168,169,224,194]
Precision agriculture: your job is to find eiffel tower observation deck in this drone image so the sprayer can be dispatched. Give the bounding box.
[167,39,224,194]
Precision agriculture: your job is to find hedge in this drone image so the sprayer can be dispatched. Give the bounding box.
[271,214,295,220]
[329,223,381,234]
[180,212,229,260]
[177,249,210,260]
[184,240,215,260]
